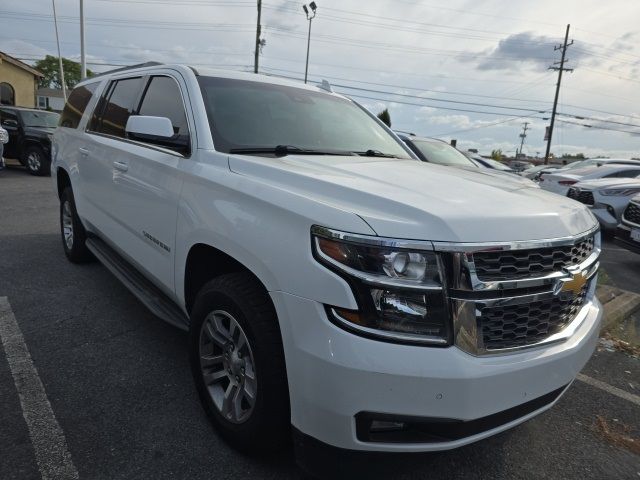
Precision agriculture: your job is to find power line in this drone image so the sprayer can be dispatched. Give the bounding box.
[258,66,547,113]
[556,112,640,129]
[556,119,640,135]
[431,114,540,137]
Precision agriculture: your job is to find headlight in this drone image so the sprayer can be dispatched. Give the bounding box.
[312,226,450,345]
[599,188,640,196]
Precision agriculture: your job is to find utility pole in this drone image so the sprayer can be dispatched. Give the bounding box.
[517,122,529,156]
[253,0,261,74]
[52,0,67,100]
[80,0,86,79]
[544,24,573,164]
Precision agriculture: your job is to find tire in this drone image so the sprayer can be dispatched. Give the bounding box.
[60,187,93,263]
[189,272,290,453]
[24,145,50,176]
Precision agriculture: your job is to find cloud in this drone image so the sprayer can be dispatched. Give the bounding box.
[466,32,588,71]
[0,40,49,60]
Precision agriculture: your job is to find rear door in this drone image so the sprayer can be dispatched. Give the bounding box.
[82,76,145,245]
[102,73,191,295]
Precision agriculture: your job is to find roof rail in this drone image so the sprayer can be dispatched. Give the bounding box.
[89,61,164,79]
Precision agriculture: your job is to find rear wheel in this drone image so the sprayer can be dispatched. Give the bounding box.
[24,145,50,176]
[60,187,93,263]
[189,272,290,452]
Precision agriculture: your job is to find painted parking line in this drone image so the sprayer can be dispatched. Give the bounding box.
[0,297,79,480]
[576,373,640,407]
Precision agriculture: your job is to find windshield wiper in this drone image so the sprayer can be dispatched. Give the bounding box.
[355,149,402,158]
[229,145,355,157]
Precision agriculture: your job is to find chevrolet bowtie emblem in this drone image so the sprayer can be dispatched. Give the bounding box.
[555,270,588,296]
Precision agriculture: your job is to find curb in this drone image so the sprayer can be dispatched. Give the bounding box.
[596,285,640,345]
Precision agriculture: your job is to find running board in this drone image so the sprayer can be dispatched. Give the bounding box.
[86,237,189,331]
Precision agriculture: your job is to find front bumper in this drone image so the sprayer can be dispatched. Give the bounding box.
[615,223,640,254]
[272,291,602,452]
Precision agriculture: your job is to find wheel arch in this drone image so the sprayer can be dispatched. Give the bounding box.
[56,167,71,199]
[183,243,273,316]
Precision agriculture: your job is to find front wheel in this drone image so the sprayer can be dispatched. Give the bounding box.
[24,145,50,176]
[60,187,93,263]
[189,272,290,453]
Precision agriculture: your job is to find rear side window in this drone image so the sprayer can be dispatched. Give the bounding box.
[59,82,98,128]
[90,77,142,138]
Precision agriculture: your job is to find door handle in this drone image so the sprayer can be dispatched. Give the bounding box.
[79,147,89,156]
[113,161,129,172]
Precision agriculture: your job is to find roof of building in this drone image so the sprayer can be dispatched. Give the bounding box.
[36,87,64,97]
[0,51,43,77]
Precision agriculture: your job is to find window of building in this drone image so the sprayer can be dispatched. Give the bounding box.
[0,83,15,106]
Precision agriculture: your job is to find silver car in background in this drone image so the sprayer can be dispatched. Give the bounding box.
[567,175,640,231]
[542,163,640,196]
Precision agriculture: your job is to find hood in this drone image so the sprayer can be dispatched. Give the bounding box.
[456,166,539,188]
[229,155,597,242]
[575,178,640,190]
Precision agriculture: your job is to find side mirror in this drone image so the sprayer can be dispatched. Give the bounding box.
[125,115,174,138]
[2,119,18,128]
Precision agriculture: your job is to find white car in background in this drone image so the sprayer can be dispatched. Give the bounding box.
[567,175,640,231]
[541,163,640,196]
[615,193,640,254]
[521,164,559,180]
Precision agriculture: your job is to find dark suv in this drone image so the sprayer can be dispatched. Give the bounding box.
[0,106,60,175]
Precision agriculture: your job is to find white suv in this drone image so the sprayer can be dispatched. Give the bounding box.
[52,64,602,463]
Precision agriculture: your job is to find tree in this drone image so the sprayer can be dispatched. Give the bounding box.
[490,149,503,160]
[561,153,585,160]
[34,56,93,90]
[377,108,391,127]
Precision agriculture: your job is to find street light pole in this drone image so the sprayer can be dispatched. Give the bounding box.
[52,0,67,100]
[302,2,317,84]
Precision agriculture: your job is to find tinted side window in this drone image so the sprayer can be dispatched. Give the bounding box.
[59,82,98,128]
[91,77,142,138]
[0,108,18,126]
[133,76,190,154]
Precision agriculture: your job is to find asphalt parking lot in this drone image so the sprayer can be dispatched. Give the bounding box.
[1,166,639,480]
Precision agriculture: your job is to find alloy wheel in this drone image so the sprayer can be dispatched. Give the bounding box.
[27,151,41,172]
[62,201,74,250]
[199,310,257,424]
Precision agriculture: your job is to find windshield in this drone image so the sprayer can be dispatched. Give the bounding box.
[565,159,597,170]
[411,140,476,167]
[483,158,513,171]
[197,77,411,158]
[19,111,60,128]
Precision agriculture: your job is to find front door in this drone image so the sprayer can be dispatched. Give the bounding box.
[103,73,192,296]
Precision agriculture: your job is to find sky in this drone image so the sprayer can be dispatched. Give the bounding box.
[1,0,640,158]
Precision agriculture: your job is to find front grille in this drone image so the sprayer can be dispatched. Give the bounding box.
[623,201,640,225]
[479,284,589,350]
[567,188,595,205]
[472,236,595,281]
